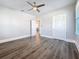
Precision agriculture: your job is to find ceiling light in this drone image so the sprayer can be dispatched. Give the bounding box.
[33,7,37,11]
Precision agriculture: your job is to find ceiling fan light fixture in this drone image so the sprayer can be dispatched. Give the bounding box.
[26,1,45,12]
[33,7,37,11]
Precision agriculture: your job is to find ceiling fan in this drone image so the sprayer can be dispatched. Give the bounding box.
[26,1,45,12]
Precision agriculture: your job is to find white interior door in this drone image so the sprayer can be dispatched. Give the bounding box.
[52,14,66,39]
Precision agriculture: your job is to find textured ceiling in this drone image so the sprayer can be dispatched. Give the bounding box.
[0,0,76,15]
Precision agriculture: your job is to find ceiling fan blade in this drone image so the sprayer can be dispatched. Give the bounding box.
[37,9,40,12]
[28,8,33,11]
[37,4,45,8]
[26,1,33,7]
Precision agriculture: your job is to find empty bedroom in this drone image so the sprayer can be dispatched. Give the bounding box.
[0,0,79,59]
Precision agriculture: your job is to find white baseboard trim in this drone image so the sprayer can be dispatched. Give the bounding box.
[0,35,79,51]
[41,35,75,43]
[0,35,30,43]
[41,35,79,51]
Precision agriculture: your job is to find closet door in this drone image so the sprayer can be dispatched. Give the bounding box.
[52,14,66,39]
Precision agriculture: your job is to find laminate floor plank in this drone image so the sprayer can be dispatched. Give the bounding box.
[0,37,78,59]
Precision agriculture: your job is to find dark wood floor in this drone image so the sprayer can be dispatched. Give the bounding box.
[0,37,79,59]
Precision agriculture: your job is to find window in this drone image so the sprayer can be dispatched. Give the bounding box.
[76,1,79,35]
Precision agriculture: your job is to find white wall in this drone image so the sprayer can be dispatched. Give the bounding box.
[66,4,76,40]
[40,3,76,40]
[0,6,34,40]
